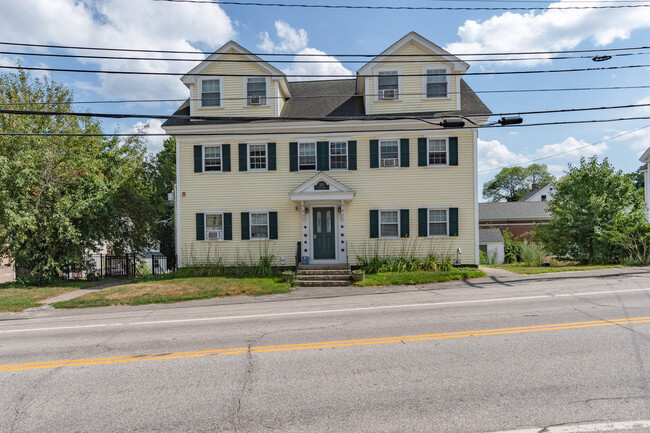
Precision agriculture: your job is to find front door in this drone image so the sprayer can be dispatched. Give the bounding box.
[313,207,335,259]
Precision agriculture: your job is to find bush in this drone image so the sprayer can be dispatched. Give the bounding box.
[520,242,547,266]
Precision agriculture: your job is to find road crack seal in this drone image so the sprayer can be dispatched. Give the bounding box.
[233,332,265,433]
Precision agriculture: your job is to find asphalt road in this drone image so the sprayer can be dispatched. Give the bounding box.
[2,267,650,433]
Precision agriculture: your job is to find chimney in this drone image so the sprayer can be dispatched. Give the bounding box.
[531,183,538,190]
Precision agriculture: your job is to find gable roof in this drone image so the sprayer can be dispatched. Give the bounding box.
[181,40,290,96]
[289,172,355,201]
[479,228,504,243]
[479,202,551,221]
[640,147,650,163]
[518,183,555,202]
[356,31,469,76]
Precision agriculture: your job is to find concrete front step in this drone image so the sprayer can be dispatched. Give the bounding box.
[298,264,350,271]
[295,280,350,287]
[296,269,351,276]
[295,274,351,281]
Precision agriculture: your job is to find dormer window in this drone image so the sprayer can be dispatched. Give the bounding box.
[246,77,267,106]
[377,70,399,100]
[424,68,448,98]
[201,78,222,107]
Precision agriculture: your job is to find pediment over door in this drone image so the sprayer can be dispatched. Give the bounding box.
[289,172,355,201]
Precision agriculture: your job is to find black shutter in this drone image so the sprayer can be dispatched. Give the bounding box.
[449,137,458,166]
[241,212,250,240]
[194,145,202,173]
[224,213,232,240]
[418,138,427,166]
[196,213,205,240]
[239,143,248,171]
[449,208,459,236]
[268,142,276,171]
[418,208,427,237]
[222,144,231,172]
[370,210,379,238]
[317,141,329,171]
[289,142,298,172]
[400,209,409,238]
[400,138,409,167]
[269,211,278,239]
[370,140,379,168]
[348,140,357,170]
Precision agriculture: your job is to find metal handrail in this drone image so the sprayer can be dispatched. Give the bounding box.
[295,241,301,274]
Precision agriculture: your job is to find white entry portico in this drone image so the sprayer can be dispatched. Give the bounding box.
[289,173,355,264]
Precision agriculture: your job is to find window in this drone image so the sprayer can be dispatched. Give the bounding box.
[425,68,448,98]
[541,195,547,201]
[428,209,448,236]
[204,146,221,172]
[205,213,224,240]
[201,79,221,107]
[378,70,399,99]
[250,212,269,239]
[248,144,267,170]
[299,142,316,170]
[379,210,399,238]
[330,141,348,169]
[428,138,447,165]
[246,77,267,105]
[380,140,399,168]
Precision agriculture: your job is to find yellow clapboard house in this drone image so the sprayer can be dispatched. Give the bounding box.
[162,32,492,268]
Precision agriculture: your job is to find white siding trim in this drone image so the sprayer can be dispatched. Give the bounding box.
[421,65,451,100]
[473,128,479,265]
[242,76,271,107]
[176,138,182,267]
[197,77,224,109]
[274,81,280,117]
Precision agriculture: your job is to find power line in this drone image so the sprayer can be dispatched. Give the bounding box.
[1,103,648,122]
[478,124,650,173]
[153,0,650,11]
[1,63,648,78]
[2,117,649,137]
[1,41,647,58]
[3,85,650,107]
[3,49,649,64]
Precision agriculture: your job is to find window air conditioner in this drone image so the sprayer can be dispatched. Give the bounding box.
[380,89,396,100]
[249,96,263,105]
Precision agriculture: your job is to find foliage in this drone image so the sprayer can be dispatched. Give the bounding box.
[479,249,498,265]
[0,68,158,284]
[519,241,547,266]
[353,269,485,287]
[536,156,647,264]
[0,280,102,312]
[502,229,523,263]
[625,171,644,190]
[486,264,624,274]
[482,163,555,202]
[150,137,176,257]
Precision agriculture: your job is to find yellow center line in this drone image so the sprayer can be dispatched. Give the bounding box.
[2,316,649,372]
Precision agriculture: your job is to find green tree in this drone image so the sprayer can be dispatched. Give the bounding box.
[483,164,555,202]
[151,137,176,257]
[535,156,647,264]
[0,68,157,283]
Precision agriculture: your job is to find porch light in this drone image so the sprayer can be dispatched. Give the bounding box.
[304,208,309,214]
[338,206,342,213]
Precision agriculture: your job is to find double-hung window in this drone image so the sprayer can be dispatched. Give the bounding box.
[205,213,224,240]
[201,79,222,107]
[330,141,348,170]
[380,140,399,168]
[248,144,267,170]
[204,145,222,172]
[246,77,267,105]
[250,212,269,239]
[299,142,316,170]
[428,138,447,165]
[379,210,399,238]
[378,70,399,99]
[425,68,448,98]
[428,209,448,236]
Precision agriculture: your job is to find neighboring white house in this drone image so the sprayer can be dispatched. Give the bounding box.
[518,183,555,202]
[639,148,650,221]
[479,228,504,264]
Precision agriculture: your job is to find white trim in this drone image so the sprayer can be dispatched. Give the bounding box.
[297,141,318,172]
[243,76,271,107]
[421,65,451,100]
[246,142,268,172]
[306,202,345,264]
[175,138,182,267]
[426,207,450,238]
[328,139,349,171]
[197,77,224,109]
[374,67,402,102]
[201,144,224,173]
[378,208,401,239]
[473,128,479,265]
[274,81,280,117]
[248,210,270,241]
[379,138,401,168]
[290,172,356,202]
[456,75,462,111]
[364,79,370,115]
[203,211,226,242]
[425,136,450,167]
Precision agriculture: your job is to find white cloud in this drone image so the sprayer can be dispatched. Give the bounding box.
[130,119,168,154]
[257,21,352,80]
[535,136,608,158]
[257,21,308,53]
[478,138,528,172]
[610,126,650,156]
[0,0,235,100]
[445,0,650,65]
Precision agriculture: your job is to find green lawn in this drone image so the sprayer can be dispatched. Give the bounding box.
[53,276,291,308]
[0,280,102,312]
[484,264,625,274]
[353,269,486,287]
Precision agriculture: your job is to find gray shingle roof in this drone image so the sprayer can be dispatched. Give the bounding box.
[162,78,491,127]
[479,228,504,243]
[479,202,551,221]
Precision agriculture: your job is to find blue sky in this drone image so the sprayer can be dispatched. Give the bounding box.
[1,0,649,198]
